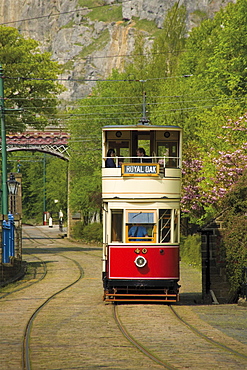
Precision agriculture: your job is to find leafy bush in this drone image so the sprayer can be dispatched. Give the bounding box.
[22,215,43,225]
[180,234,201,268]
[71,221,84,239]
[223,215,247,293]
[81,222,103,243]
[71,221,102,243]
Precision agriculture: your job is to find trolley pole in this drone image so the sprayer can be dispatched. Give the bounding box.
[139,90,149,125]
[0,64,8,215]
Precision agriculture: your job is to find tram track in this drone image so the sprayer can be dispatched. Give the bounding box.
[0,254,47,299]
[17,226,166,370]
[22,254,84,370]
[113,304,177,370]
[0,227,51,299]
[20,226,85,370]
[0,225,86,370]
[169,305,247,361]
[112,303,247,370]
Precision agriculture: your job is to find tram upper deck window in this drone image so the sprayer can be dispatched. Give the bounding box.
[157,142,178,168]
[126,211,156,243]
[106,141,130,167]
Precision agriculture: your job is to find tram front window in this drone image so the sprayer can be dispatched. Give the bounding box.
[126,211,155,243]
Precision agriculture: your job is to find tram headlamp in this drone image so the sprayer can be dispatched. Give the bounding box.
[116,131,122,138]
[134,256,147,268]
[164,131,170,138]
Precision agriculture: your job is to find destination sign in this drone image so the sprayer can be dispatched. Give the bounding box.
[122,163,159,176]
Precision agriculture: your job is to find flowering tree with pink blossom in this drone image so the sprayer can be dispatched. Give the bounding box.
[182,114,247,225]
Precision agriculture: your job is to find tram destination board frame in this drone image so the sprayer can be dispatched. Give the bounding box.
[122,163,159,177]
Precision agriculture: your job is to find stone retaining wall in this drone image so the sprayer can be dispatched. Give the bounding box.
[201,216,231,304]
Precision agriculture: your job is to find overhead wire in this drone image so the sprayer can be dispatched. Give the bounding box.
[4,95,244,119]
[5,103,245,124]
[4,74,194,83]
[8,96,243,110]
[6,104,227,125]
[5,91,244,102]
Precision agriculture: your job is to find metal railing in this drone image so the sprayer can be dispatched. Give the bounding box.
[103,156,181,168]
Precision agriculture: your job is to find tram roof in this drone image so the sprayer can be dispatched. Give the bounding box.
[102,125,182,131]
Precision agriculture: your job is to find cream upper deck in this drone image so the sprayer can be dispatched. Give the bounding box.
[102,125,182,200]
[102,167,181,199]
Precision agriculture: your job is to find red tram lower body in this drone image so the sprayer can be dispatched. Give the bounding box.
[103,244,180,302]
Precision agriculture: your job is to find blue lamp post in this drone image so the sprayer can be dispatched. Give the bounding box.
[2,174,19,263]
[7,173,19,214]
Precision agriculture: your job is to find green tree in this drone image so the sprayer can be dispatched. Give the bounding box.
[8,152,68,224]
[148,0,247,151]
[0,26,64,132]
[45,156,68,219]
[177,0,247,136]
[181,113,247,226]
[67,1,245,227]
[68,98,102,222]
[18,153,45,222]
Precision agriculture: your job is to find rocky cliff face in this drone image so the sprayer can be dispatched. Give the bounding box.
[0,0,235,100]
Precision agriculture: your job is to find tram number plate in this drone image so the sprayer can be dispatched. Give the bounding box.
[122,163,159,176]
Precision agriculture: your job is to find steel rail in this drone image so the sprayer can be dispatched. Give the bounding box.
[169,305,247,361]
[0,253,47,299]
[22,254,84,370]
[0,227,51,299]
[113,304,178,370]
[20,227,84,370]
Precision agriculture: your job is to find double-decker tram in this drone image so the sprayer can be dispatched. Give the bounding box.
[102,124,182,302]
